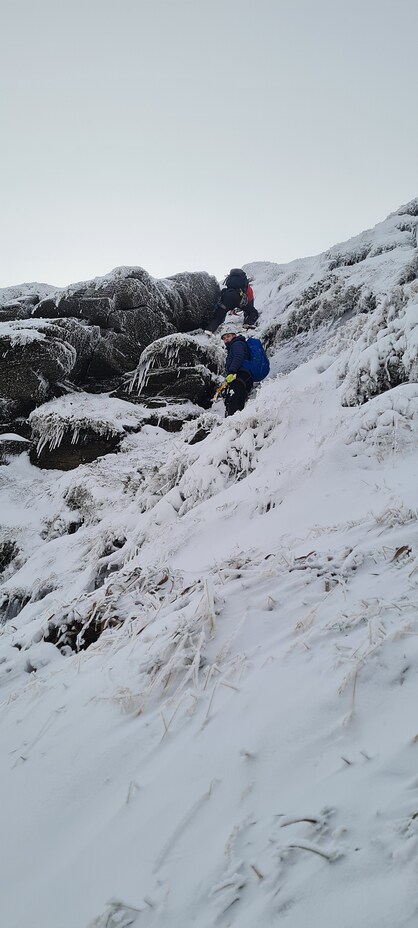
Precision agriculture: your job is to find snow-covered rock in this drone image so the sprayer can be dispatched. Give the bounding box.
[0,281,57,319]
[0,266,220,425]
[0,318,101,423]
[129,332,225,406]
[0,320,75,421]
[27,393,202,469]
[32,265,220,374]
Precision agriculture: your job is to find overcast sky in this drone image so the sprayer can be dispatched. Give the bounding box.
[1,0,417,288]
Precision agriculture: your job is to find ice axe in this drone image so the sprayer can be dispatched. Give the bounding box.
[212,380,228,402]
[211,373,236,403]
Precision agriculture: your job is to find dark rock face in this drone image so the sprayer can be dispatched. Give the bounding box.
[0,267,220,426]
[137,366,213,406]
[0,320,101,423]
[32,267,220,376]
[30,429,122,471]
[0,302,33,322]
[0,435,31,463]
[53,319,102,382]
[0,323,76,421]
[0,541,18,575]
[129,334,224,408]
[0,290,43,323]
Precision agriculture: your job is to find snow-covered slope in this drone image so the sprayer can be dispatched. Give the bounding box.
[1,201,418,928]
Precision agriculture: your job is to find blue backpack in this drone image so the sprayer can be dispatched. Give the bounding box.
[241,337,270,382]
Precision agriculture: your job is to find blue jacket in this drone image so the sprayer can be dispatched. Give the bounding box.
[225,335,250,375]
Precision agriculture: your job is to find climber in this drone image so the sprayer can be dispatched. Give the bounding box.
[206,268,259,334]
[219,324,254,417]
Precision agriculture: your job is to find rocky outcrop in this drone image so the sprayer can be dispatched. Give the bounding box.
[25,391,205,470]
[0,434,31,464]
[32,266,220,376]
[30,430,122,471]
[0,267,220,427]
[0,301,35,322]
[19,332,224,469]
[129,333,225,408]
[0,322,75,422]
[0,282,56,322]
[0,319,100,423]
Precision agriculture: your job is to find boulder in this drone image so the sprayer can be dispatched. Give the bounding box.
[53,319,102,381]
[30,429,122,471]
[129,333,224,407]
[0,319,100,423]
[33,267,220,376]
[0,282,55,321]
[0,322,74,422]
[0,267,221,428]
[0,302,33,322]
[0,433,31,464]
[27,391,204,470]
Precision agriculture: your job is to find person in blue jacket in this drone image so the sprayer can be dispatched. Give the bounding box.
[220,324,254,416]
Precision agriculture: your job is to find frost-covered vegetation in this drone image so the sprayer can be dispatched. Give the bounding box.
[339,292,418,405]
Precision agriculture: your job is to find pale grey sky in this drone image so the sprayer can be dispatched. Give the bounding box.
[1,0,417,288]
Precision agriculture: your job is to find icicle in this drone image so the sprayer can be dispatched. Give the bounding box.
[129,352,155,395]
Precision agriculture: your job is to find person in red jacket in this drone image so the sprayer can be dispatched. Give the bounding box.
[206,269,259,334]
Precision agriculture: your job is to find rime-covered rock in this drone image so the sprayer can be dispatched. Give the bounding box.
[0,433,31,464]
[129,333,225,407]
[52,318,102,381]
[0,282,56,320]
[0,321,76,422]
[0,301,34,322]
[0,319,100,423]
[32,266,220,376]
[27,392,202,469]
[0,267,220,429]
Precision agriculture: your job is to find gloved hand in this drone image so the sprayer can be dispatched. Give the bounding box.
[225,373,236,384]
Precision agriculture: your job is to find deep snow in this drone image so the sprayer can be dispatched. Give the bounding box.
[1,201,418,927]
